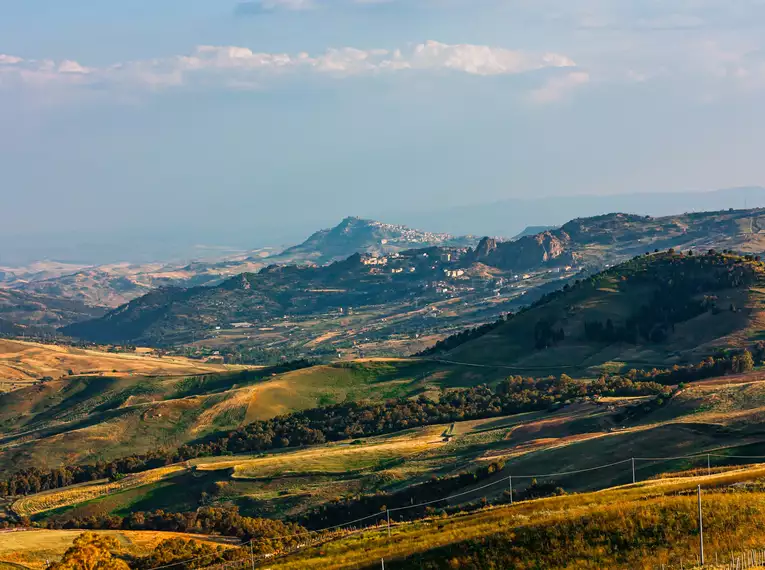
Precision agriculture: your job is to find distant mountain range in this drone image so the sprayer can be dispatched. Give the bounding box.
[388,186,765,238]
[0,217,478,309]
[5,187,763,267]
[469,208,765,272]
[512,226,556,240]
[62,207,765,355]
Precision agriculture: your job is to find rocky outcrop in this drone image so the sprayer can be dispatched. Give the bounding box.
[473,237,498,258]
[468,231,571,271]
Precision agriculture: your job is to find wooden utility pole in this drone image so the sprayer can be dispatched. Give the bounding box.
[698,485,705,566]
[509,475,513,505]
[707,454,711,476]
[387,509,391,538]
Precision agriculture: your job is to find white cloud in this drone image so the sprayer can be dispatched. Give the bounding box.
[0,55,23,65]
[400,41,576,76]
[264,0,314,8]
[170,41,575,78]
[58,60,90,74]
[235,0,315,14]
[529,71,590,103]
[0,41,578,95]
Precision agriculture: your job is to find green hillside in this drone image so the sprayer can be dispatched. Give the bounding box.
[12,367,765,569]
[442,250,765,373]
[0,288,104,330]
[0,358,501,474]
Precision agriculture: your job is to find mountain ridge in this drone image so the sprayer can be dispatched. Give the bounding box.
[1,217,478,310]
[60,207,765,360]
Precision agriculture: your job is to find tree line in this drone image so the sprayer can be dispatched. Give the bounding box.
[1,374,670,498]
[418,315,509,356]
[43,506,306,556]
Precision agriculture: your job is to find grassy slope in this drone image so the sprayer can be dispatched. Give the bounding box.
[24,371,765,524]
[0,359,495,473]
[0,529,235,570]
[266,464,765,570]
[0,338,237,391]
[446,253,765,374]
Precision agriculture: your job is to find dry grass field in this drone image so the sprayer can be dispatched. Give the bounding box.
[0,360,450,473]
[194,425,447,479]
[265,463,765,570]
[0,338,237,392]
[11,466,186,517]
[0,529,235,569]
[22,372,765,526]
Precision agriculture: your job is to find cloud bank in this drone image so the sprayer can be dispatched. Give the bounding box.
[0,40,579,97]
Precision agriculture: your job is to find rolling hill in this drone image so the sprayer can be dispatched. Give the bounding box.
[0,338,238,391]
[0,358,493,473]
[12,365,765,569]
[440,250,765,373]
[274,216,477,265]
[0,288,104,331]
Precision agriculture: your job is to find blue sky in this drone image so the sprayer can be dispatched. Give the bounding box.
[3,0,765,262]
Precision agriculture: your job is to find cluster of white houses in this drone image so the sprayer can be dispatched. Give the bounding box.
[359,252,579,284]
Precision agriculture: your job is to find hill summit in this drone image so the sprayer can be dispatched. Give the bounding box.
[275,216,477,264]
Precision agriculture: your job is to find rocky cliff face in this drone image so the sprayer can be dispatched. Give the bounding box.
[473,237,498,258]
[468,231,571,271]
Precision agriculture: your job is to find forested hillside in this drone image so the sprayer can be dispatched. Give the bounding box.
[444,250,765,371]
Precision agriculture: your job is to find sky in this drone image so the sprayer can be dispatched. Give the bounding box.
[3,0,765,263]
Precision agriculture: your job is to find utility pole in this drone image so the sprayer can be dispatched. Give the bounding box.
[707,454,711,476]
[508,475,513,505]
[386,509,391,538]
[632,457,636,484]
[381,558,385,570]
[698,485,705,566]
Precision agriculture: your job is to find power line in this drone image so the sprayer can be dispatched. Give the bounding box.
[146,451,765,569]
[511,458,633,480]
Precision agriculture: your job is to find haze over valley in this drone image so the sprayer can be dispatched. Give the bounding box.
[9,1,765,568]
